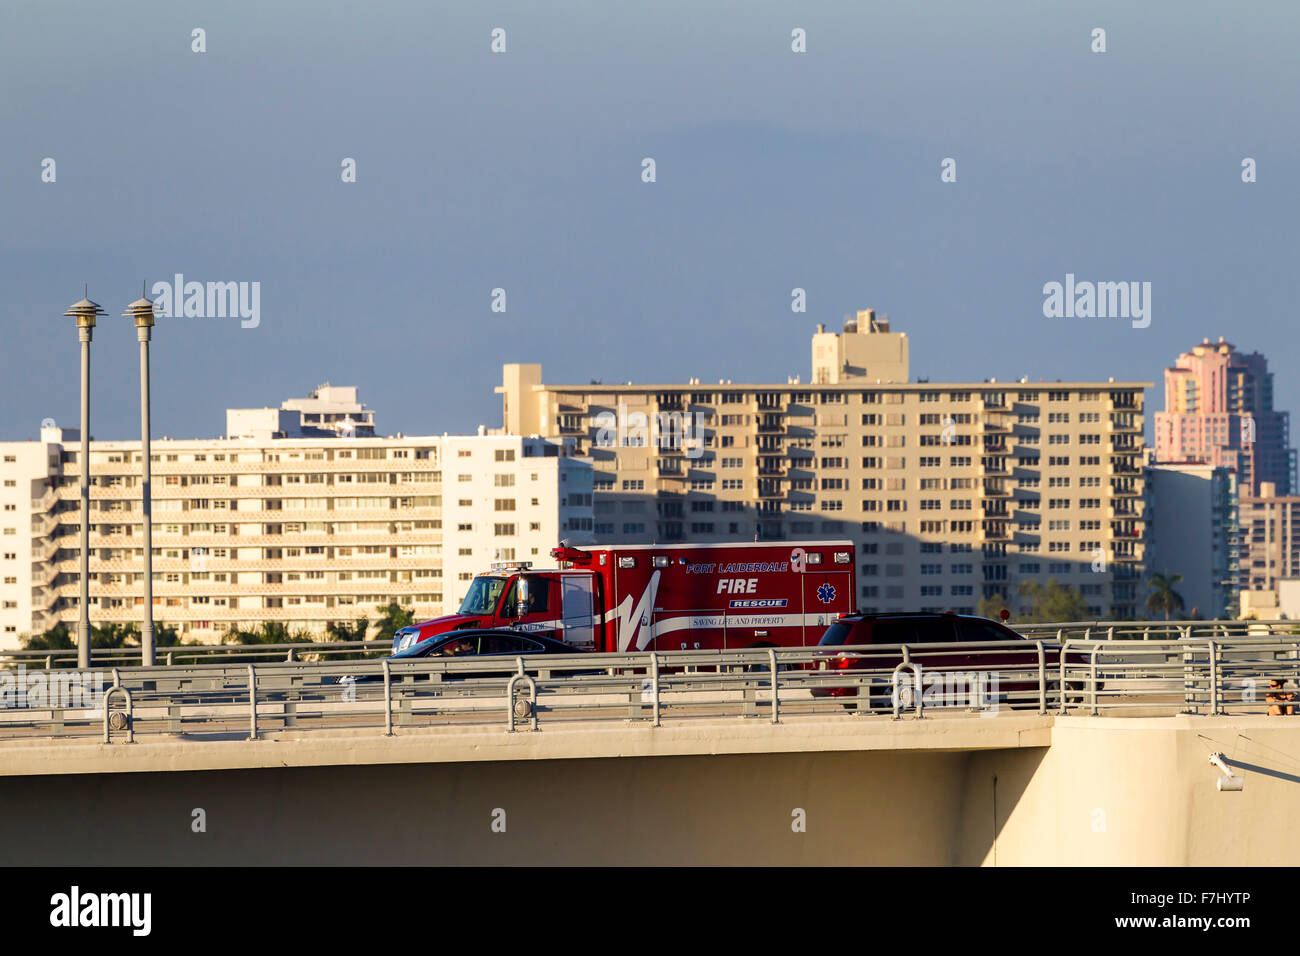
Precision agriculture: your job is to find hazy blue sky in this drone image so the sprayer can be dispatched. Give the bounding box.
[3,1,1297,441]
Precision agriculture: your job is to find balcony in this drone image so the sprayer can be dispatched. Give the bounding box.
[758,481,784,499]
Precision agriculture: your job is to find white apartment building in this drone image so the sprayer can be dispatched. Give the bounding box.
[0,395,592,648]
[496,312,1151,619]
[439,434,593,612]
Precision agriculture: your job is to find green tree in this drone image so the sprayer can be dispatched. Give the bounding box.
[373,603,417,644]
[994,578,1089,625]
[19,623,74,652]
[325,617,371,642]
[1146,572,1186,621]
[226,622,315,646]
[976,595,1009,621]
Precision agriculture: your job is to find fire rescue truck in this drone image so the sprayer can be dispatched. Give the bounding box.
[391,541,856,654]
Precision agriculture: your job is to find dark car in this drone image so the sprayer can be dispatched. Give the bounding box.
[337,628,586,685]
[808,612,1086,709]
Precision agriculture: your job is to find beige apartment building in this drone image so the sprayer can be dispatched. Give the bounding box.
[496,312,1150,619]
[0,391,592,648]
[1238,481,1300,604]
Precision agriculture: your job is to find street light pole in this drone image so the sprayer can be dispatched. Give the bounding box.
[64,290,105,670]
[124,287,157,666]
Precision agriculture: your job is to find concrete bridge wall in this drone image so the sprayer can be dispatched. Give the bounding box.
[0,716,1295,865]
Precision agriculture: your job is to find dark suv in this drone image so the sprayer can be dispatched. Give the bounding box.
[809,612,1076,708]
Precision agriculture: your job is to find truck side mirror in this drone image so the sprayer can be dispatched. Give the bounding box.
[515,576,530,618]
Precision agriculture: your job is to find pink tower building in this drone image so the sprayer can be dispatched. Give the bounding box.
[1154,337,1294,495]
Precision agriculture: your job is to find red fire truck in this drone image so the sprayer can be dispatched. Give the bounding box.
[391,541,856,654]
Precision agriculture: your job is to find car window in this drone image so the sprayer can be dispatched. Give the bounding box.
[871,621,915,645]
[480,635,545,655]
[433,637,478,657]
[818,621,856,646]
[957,620,1020,644]
[913,619,957,643]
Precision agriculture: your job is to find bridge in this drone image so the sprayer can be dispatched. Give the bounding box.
[2,622,1299,865]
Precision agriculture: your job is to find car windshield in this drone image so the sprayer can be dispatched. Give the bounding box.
[457,576,508,616]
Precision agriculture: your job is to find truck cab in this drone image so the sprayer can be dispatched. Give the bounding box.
[391,562,598,653]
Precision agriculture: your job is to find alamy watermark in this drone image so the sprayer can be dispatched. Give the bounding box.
[893,670,1001,714]
[594,403,707,459]
[150,274,260,328]
[1042,273,1150,329]
[0,666,106,710]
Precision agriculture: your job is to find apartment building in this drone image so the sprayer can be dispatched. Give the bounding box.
[1143,462,1239,618]
[495,312,1151,619]
[441,436,593,611]
[0,393,592,648]
[1237,481,1300,599]
[1154,336,1295,495]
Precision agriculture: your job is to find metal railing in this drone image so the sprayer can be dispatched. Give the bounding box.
[0,640,388,669]
[1017,620,1300,642]
[7,621,1299,671]
[3,637,1299,743]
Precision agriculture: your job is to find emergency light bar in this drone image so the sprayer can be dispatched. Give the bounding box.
[489,561,533,572]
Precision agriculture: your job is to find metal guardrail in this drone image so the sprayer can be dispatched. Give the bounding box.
[0,640,388,669]
[6,621,1300,670]
[3,637,1299,743]
[1017,620,1300,642]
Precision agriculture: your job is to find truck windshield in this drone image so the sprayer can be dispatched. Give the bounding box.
[457,576,508,616]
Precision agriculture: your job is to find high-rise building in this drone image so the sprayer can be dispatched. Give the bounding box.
[1142,462,1239,619]
[1237,481,1300,599]
[0,394,592,648]
[495,314,1152,619]
[1154,337,1295,495]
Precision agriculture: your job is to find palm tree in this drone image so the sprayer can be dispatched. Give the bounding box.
[1146,572,1186,621]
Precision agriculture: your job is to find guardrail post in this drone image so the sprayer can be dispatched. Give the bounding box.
[1208,640,1221,715]
[1089,645,1100,716]
[102,685,134,744]
[166,651,174,666]
[769,647,780,725]
[247,664,258,741]
[1036,641,1046,715]
[650,652,660,727]
[1181,643,1198,714]
[1058,641,1069,714]
[382,659,392,736]
[891,661,923,720]
[286,647,295,663]
[506,661,538,733]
